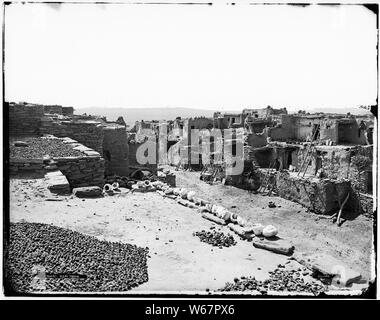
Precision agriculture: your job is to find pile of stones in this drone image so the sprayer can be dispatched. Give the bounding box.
[5,222,149,293]
[10,138,84,159]
[219,266,326,295]
[193,230,237,248]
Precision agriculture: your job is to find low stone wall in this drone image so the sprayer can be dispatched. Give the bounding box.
[9,158,45,176]
[54,156,105,188]
[9,137,105,188]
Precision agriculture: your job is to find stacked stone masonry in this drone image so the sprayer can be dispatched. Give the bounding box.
[9,137,105,188]
[8,103,44,136]
[40,118,104,155]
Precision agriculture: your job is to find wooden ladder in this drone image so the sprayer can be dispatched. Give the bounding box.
[258,161,275,193]
[297,124,320,177]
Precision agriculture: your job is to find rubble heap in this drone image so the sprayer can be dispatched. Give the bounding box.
[219,268,326,295]
[193,230,237,248]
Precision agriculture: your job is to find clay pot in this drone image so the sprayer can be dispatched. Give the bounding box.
[211,204,219,215]
[103,184,113,192]
[180,189,188,199]
[230,212,239,223]
[205,203,213,212]
[220,210,231,221]
[262,225,278,238]
[164,188,174,195]
[187,191,196,202]
[237,216,247,227]
[251,223,264,236]
[173,188,181,196]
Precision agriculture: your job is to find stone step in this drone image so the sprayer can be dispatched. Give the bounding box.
[45,170,70,195]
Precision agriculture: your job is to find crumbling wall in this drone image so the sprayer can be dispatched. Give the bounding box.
[348,146,373,193]
[246,120,272,134]
[8,103,44,136]
[276,171,353,214]
[268,115,295,141]
[319,147,351,179]
[315,145,373,194]
[251,147,275,168]
[245,131,268,148]
[103,127,129,176]
[188,117,214,130]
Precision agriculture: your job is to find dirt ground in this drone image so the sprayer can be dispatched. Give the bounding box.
[172,167,374,282]
[7,170,374,295]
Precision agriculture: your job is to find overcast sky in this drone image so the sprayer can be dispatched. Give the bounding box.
[4,3,378,111]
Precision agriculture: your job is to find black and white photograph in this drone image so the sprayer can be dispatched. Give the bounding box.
[0,0,378,301]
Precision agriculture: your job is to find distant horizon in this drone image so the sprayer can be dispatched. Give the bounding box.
[7,100,373,115]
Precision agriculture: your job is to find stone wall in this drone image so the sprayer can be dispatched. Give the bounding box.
[9,158,45,176]
[54,156,104,188]
[337,120,368,145]
[294,117,319,141]
[320,121,338,143]
[55,137,105,188]
[276,171,354,214]
[268,115,295,141]
[311,145,373,193]
[8,103,44,136]
[103,126,129,176]
[9,137,105,188]
[245,131,268,148]
[40,118,104,155]
[44,105,63,115]
[62,107,74,116]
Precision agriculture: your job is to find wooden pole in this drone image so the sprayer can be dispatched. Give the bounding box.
[337,193,350,226]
